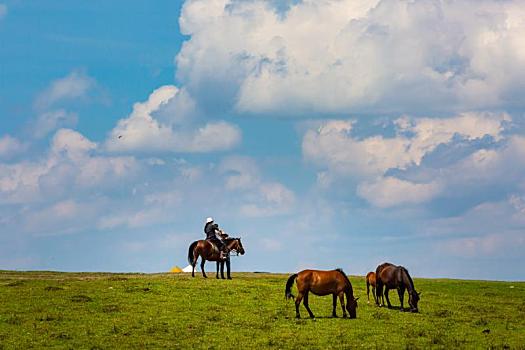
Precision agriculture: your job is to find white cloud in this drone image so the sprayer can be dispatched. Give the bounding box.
[357,177,441,208]
[219,156,260,190]
[303,112,517,207]
[106,85,241,153]
[35,70,95,110]
[0,135,26,159]
[177,0,525,115]
[32,109,78,138]
[357,176,441,208]
[220,156,296,217]
[303,112,509,177]
[51,128,96,161]
[0,129,138,204]
[239,182,296,217]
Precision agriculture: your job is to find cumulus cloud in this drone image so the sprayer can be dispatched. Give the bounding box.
[303,112,509,177]
[0,129,137,204]
[357,177,441,208]
[303,112,515,207]
[177,0,525,115]
[106,85,241,153]
[32,109,78,139]
[34,70,95,110]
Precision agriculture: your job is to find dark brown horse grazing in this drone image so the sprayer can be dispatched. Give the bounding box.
[375,262,420,312]
[365,271,376,304]
[187,238,245,279]
[285,269,359,319]
[374,262,394,306]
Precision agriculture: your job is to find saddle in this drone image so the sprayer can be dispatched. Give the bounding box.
[206,238,229,259]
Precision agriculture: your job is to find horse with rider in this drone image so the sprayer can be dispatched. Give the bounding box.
[188,217,245,279]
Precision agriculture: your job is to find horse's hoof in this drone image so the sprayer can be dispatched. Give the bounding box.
[332,314,337,318]
[227,277,232,280]
[295,315,301,319]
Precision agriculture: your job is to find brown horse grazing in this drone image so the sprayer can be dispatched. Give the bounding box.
[187,238,245,279]
[375,262,421,312]
[365,272,376,304]
[285,269,359,319]
[374,262,394,306]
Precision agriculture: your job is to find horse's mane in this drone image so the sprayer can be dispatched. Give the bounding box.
[399,266,415,292]
[335,268,353,293]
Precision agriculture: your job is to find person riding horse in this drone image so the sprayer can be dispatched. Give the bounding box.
[204,217,229,260]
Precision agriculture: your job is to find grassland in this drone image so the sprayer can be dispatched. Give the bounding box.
[0,270,524,349]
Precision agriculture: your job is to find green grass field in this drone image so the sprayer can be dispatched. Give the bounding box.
[0,270,524,349]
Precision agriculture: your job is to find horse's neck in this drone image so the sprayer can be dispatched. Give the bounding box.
[343,279,354,298]
[225,240,236,249]
[401,269,415,292]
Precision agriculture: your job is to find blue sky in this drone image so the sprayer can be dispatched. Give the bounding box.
[1,0,525,280]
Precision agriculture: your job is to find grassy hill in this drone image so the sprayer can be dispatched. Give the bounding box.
[0,271,524,349]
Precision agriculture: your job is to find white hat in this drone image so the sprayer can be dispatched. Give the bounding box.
[205,217,214,223]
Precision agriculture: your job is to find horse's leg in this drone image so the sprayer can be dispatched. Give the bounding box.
[372,286,376,305]
[216,262,220,279]
[385,288,392,308]
[303,291,315,318]
[200,259,207,278]
[332,294,338,317]
[226,257,231,280]
[192,250,198,278]
[338,292,347,318]
[366,281,370,304]
[294,292,304,319]
[398,287,405,312]
[220,261,225,279]
[376,282,383,306]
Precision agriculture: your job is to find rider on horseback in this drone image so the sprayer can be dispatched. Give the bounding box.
[204,217,229,260]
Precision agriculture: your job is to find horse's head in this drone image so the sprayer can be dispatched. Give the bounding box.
[230,238,245,255]
[346,297,359,319]
[408,290,420,312]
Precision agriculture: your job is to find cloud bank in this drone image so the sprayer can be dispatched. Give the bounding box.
[177,0,525,115]
[303,112,515,207]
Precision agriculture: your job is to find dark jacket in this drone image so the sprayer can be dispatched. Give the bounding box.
[204,222,219,240]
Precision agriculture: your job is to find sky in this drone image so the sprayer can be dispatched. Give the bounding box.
[1,0,525,280]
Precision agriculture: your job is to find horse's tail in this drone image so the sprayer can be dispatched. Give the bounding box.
[285,273,298,300]
[188,241,198,265]
[366,277,370,301]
